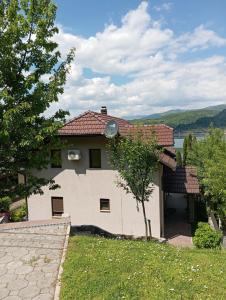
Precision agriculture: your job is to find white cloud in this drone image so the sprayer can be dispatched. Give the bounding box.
[154,2,173,12]
[170,25,226,55]
[51,1,226,117]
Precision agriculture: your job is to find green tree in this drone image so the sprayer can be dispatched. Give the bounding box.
[0,0,75,200]
[108,132,160,240]
[183,133,196,166]
[182,136,188,166]
[176,150,182,167]
[187,134,193,151]
[188,128,226,221]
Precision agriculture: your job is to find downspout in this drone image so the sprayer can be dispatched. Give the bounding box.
[24,174,28,220]
[120,191,124,235]
[160,165,164,238]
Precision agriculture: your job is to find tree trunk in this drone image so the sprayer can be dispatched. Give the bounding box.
[141,200,148,241]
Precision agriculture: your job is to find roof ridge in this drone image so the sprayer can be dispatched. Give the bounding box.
[62,111,133,128]
[93,111,130,122]
[143,124,173,130]
[158,124,174,130]
[89,111,107,125]
[62,111,93,127]
[121,124,173,130]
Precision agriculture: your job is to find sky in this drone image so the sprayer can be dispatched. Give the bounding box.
[51,0,226,118]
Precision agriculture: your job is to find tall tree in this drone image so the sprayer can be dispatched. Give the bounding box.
[0,0,75,202]
[188,128,226,221]
[176,150,182,167]
[108,132,160,240]
[187,134,193,151]
[183,133,196,166]
[182,136,188,166]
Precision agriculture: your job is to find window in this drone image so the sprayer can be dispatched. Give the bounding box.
[51,150,62,168]
[51,197,64,216]
[89,149,101,168]
[100,199,110,212]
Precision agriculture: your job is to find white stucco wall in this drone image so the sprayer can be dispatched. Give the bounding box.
[28,136,163,238]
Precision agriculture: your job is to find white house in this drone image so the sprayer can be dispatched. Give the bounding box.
[27,107,199,239]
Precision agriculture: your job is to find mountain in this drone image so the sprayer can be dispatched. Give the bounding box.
[176,109,226,132]
[204,104,226,111]
[125,109,184,120]
[130,104,226,133]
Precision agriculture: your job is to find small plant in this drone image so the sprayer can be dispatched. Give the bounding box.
[10,204,27,222]
[23,256,40,267]
[193,222,222,249]
[44,256,51,264]
[0,197,11,212]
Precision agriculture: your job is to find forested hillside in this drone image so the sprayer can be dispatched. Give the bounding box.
[130,104,226,134]
[176,109,226,132]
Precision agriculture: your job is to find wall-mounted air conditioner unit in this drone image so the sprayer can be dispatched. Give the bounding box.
[68,149,81,161]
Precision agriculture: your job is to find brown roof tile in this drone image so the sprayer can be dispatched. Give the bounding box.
[164,146,176,157]
[159,152,177,170]
[58,111,130,136]
[163,166,200,194]
[119,124,173,146]
[59,111,174,146]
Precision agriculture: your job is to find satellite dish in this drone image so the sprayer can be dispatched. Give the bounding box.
[104,120,119,138]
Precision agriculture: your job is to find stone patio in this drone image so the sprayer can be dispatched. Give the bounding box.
[0,218,70,300]
[165,213,193,247]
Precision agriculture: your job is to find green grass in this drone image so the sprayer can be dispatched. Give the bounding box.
[60,236,226,300]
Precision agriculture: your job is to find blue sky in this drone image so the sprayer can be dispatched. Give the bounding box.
[55,1,226,37]
[51,1,226,117]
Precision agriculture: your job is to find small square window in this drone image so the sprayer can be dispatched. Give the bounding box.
[51,197,64,216]
[100,199,110,212]
[51,150,62,168]
[89,149,101,168]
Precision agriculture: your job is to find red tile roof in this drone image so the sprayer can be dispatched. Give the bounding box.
[119,124,173,146]
[59,111,174,146]
[58,111,130,136]
[163,166,200,194]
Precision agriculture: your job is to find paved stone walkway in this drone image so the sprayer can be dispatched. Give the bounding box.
[0,219,69,300]
[165,213,193,247]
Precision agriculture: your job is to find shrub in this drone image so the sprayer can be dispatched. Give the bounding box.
[0,197,11,212]
[11,204,27,222]
[193,222,222,249]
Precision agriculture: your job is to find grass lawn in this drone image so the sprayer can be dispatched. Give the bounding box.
[60,235,226,300]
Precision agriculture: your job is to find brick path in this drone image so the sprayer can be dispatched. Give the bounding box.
[0,218,70,300]
[165,214,193,247]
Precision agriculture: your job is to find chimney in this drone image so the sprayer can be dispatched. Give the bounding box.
[100,106,107,115]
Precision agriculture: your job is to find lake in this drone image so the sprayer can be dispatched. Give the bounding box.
[174,136,204,149]
[174,138,184,149]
